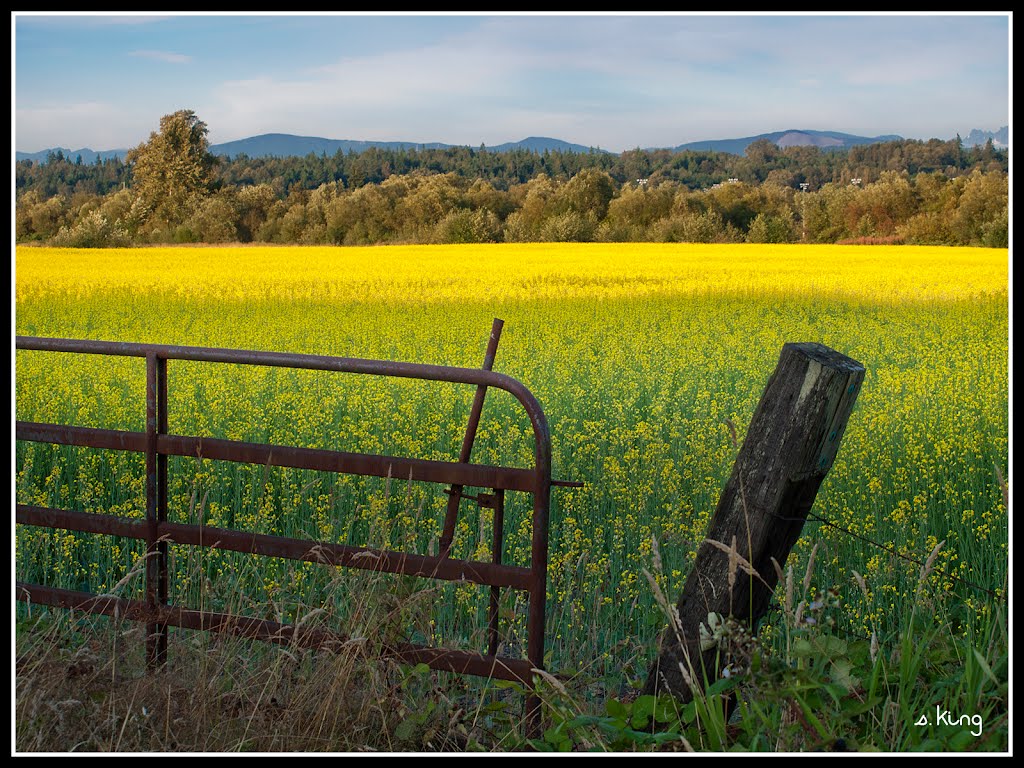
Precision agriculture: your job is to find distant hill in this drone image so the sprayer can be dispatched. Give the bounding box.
[961,126,1008,149]
[18,129,944,165]
[669,129,904,155]
[15,146,129,164]
[209,133,449,159]
[210,134,607,158]
[485,136,608,154]
[16,134,615,163]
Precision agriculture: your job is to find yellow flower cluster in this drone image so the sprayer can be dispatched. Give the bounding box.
[15,242,1008,663]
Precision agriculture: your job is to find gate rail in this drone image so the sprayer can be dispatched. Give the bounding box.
[15,333,570,728]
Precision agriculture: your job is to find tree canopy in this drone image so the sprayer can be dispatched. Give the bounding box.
[124,109,218,230]
[14,110,1009,249]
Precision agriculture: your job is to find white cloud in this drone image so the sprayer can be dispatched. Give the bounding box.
[15,102,152,152]
[204,31,534,143]
[15,14,175,27]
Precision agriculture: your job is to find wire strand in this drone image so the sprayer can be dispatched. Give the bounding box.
[771,510,1003,599]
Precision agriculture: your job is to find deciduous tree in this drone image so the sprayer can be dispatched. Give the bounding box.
[126,109,218,229]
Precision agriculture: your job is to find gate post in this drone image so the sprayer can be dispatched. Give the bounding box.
[145,352,169,666]
[643,342,864,699]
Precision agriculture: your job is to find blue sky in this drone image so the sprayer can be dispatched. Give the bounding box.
[12,12,1011,154]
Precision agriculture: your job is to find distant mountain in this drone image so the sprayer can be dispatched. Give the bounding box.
[485,136,608,154]
[16,129,923,165]
[15,146,129,164]
[209,133,450,159]
[668,129,904,155]
[210,133,607,158]
[17,134,613,163]
[961,126,1008,149]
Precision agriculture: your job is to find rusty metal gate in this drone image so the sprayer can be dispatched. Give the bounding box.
[15,321,577,730]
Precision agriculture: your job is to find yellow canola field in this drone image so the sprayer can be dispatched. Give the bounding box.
[14,243,1009,658]
[15,242,1007,304]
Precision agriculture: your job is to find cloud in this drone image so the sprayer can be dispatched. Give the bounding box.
[204,29,533,143]
[21,14,1002,152]
[15,102,152,152]
[16,14,175,27]
[129,49,192,64]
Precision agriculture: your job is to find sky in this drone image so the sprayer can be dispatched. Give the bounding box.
[11,11,1012,155]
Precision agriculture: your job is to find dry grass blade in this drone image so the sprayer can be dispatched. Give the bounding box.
[802,542,819,597]
[705,538,770,588]
[723,418,740,450]
[916,539,946,597]
[95,552,149,598]
[995,463,1008,510]
[643,568,669,614]
[727,535,738,591]
[531,667,569,699]
[785,565,794,617]
[851,570,869,601]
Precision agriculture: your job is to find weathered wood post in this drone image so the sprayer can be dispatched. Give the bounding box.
[643,342,865,699]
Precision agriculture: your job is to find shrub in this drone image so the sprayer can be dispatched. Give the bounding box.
[50,210,129,248]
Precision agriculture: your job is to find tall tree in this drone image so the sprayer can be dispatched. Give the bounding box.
[126,109,217,228]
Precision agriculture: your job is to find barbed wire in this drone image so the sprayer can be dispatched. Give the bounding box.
[769,509,1004,600]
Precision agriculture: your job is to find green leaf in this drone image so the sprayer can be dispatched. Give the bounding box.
[972,648,1000,687]
[395,717,418,742]
[630,695,656,729]
[706,676,738,696]
[948,730,977,750]
[793,693,829,741]
[543,724,568,745]
[605,698,628,719]
[822,682,848,704]
[792,638,815,657]
[632,695,655,718]
[818,636,848,657]
[653,697,678,724]
[830,659,860,693]
[847,639,871,665]
[841,695,883,717]
[681,701,697,724]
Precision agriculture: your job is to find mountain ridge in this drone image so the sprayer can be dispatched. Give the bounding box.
[961,126,1008,148]
[16,128,1007,164]
[668,129,905,154]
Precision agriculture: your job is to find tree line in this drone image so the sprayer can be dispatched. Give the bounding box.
[15,110,1009,248]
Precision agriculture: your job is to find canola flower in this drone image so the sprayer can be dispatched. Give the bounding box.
[14,243,1009,674]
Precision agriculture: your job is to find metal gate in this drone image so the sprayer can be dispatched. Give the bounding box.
[15,322,577,730]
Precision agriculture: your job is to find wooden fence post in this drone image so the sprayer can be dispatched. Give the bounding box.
[642,342,865,700]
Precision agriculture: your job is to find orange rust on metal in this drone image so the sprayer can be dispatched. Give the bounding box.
[439,317,504,558]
